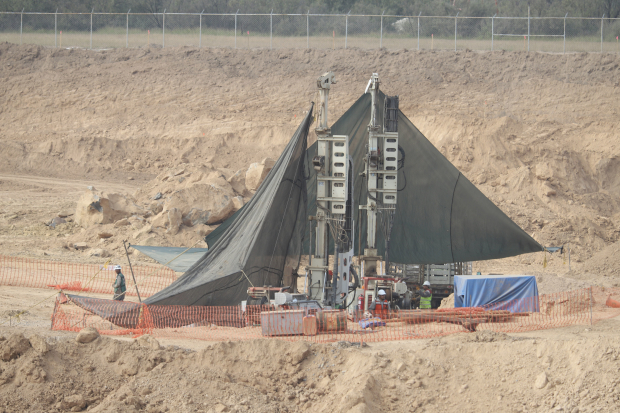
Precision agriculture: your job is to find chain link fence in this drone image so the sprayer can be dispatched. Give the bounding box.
[1,12,619,53]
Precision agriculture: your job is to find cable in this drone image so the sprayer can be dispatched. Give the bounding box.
[398,170,407,192]
[397,145,407,192]
[349,264,360,290]
[397,145,405,170]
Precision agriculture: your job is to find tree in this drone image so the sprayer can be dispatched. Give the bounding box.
[601,0,620,18]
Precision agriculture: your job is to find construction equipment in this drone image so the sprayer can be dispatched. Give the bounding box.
[246,286,286,306]
[306,72,355,308]
[250,73,463,322]
[244,286,321,325]
[355,276,410,315]
[273,292,322,312]
[359,73,399,277]
[389,262,473,308]
[348,73,403,314]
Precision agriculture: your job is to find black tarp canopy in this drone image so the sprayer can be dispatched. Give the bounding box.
[68,91,542,313]
[208,92,542,265]
[141,105,314,306]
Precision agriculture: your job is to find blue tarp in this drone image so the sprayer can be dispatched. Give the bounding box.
[131,245,209,273]
[454,275,539,312]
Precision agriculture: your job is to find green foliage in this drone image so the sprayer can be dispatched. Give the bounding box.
[0,0,619,17]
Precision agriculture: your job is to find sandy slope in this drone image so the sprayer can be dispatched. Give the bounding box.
[1,43,619,275]
[1,42,620,412]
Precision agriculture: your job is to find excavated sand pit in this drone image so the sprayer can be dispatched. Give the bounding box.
[1,43,620,411]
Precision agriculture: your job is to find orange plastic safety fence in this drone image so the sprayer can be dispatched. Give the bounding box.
[0,254,177,298]
[50,286,620,343]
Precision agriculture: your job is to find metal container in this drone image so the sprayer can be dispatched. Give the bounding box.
[303,316,318,336]
[317,310,347,332]
[261,310,304,336]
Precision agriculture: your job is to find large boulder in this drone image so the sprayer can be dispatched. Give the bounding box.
[75,189,142,227]
[167,208,182,235]
[135,166,242,232]
[245,158,275,191]
[184,208,211,227]
[227,169,247,194]
[29,334,49,354]
[76,327,99,344]
[232,196,244,211]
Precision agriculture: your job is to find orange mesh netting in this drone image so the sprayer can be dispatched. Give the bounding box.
[4,255,619,343]
[50,287,620,343]
[0,254,175,297]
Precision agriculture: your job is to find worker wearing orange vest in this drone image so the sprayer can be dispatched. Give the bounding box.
[369,289,390,319]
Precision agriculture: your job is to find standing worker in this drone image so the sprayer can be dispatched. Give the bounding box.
[419,281,432,309]
[369,289,390,319]
[112,265,126,301]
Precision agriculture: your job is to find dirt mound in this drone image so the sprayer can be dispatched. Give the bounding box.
[1,321,620,412]
[439,293,455,309]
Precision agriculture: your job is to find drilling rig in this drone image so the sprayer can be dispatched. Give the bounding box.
[306,72,356,308]
[354,73,409,313]
[304,72,407,312]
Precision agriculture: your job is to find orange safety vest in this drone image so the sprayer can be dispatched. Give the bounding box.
[372,299,389,319]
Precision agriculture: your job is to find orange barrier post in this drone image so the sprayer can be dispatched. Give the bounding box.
[606,296,620,308]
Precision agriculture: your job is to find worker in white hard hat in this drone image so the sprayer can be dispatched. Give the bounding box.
[112,265,126,301]
[419,281,432,310]
[368,289,390,319]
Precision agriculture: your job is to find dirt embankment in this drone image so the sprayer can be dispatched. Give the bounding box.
[1,43,620,277]
[1,317,620,413]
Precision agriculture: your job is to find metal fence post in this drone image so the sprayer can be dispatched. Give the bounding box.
[55,9,58,48]
[417,12,421,50]
[307,10,309,49]
[90,9,93,49]
[235,10,238,49]
[601,14,605,53]
[162,9,166,48]
[527,6,530,52]
[126,9,130,48]
[19,9,24,44]
[492,14,496,51]
[563,13,568,53]
[345,12,349,49]
[380,11,384,48]
[199,10,204,48]
[454,12,459,51]
[20,9,24,45]
[270,10,273,50]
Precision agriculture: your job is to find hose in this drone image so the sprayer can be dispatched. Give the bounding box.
[349,264,360,290]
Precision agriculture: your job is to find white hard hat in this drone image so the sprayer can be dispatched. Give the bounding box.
[423,281,431,287]
[114,265,122,270]
[378,289,386,295]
